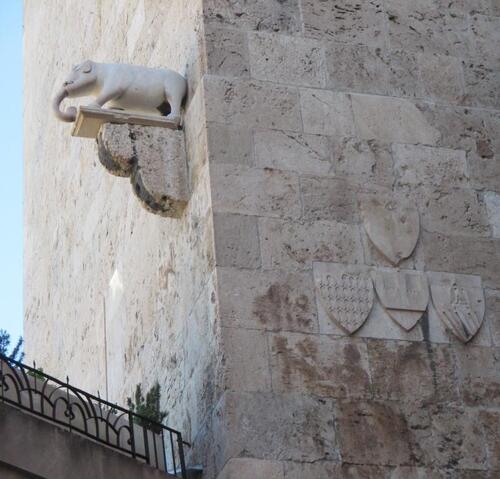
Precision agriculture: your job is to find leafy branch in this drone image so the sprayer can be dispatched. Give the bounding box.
[127,382,167,433]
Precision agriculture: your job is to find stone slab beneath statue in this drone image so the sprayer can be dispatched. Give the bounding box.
[71,106,180,139]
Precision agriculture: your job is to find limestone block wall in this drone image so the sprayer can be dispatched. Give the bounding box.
[24,0,500,478]
[201,0,500,477]
[23,0,217,446]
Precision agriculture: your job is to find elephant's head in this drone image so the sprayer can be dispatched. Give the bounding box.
[53,60,98,122]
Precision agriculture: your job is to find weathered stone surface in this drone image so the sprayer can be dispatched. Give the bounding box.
[259,218,364,270]
[249,32,326,87]
[360,191,420,266]
[283,462,397,479]
[469,13,500,64]
[222,327,271,393]
[211,164,301,219]
[204,76,301,131]
[454,346,500,407]
[203,0,302,34]
[418,52,465,104]
[373,269,429,331]
[254,129,331,176]
[313,262,374,334]
[325,43,389,95]
[97,123,189,218]
[392,144,469,188]
[213,213,260,268]
[302,0,387,47]
[367,340,458,403]
[300,176,359,223]
[204,25,250,78]
[269,333,371,398]
[462,60,500,109]
[485,289,500,347]
[351,94,441,145]
[479,410,500,472]
[331,138,394,187]
[206,122,253,166]
[300,89,355,136]
[426,405,488,470]
[218,458,284,479]
[387,50,423,99]
[422,232,500,289]
[484,191,500,237]
[221,392,337,462]
[336,400,416,466]
[217,267,319,333]
[413,188,490,237]
[384,1,470,56]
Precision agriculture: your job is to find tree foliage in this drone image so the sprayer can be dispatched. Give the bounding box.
[127,382,167,432]
[0,330,24,362]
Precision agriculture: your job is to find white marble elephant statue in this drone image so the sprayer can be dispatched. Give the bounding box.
[53,60,187,124]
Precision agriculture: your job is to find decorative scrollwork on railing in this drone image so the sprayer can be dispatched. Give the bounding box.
[0,353,187,478]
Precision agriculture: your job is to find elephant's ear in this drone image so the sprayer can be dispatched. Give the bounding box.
[82,60,93,73]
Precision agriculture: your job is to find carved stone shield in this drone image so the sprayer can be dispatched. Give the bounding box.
[429,272,485,343]
[313,263,374,335]
[374,269,429,331]
[360,194,420,266]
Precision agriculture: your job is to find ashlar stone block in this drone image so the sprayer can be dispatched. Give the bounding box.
[218,458,284,479]
[204,25,250,79]
[217,267,319,333]
[269,333,372,398]
[222,327,271,393]
[462,60,500,109]
[254,129,331,176]
[210,164,301,219]
[335,399,416,466]
[249,32,327,88]
[325,42,389,95]
[454,346,500,407]
[220,392,337,463]
[300,176,359,223]
[351,94,441,145]
[300,89,355,137]
[301,0,388,47]
[213,213,261,268]
[203,0,302,34]
[417,52,465,104]
[484,191,500,237]
[331,138,394,187]
[367,340,459,403]
[392,144,469,188]
[97,123,189,217]
[259,218,364,270]
[204,76,302,131]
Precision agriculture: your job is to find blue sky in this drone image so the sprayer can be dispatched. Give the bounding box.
[0,1,23,344]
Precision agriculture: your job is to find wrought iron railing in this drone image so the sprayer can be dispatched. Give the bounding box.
[0,353,187,478]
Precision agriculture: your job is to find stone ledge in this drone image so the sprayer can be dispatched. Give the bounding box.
[72,106,180,139]
[97,123,189,218]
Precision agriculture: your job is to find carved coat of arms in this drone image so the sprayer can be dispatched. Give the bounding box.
[313,263,374,335]
[374,269,429,331]
[360,194,420,266]
[428,272,485,343]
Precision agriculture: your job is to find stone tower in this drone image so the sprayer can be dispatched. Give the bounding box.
[25,1,500,478]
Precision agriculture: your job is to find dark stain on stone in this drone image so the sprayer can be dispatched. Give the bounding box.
[253,283,312,329]
[476,138,494,159]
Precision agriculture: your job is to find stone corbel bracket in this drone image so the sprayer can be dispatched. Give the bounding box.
[96,122,189,218]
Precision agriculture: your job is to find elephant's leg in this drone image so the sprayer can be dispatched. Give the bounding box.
[89,88,124,109]
[164,85,184,123]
